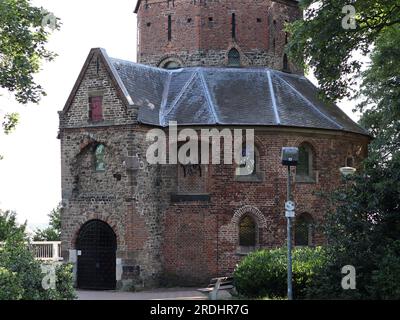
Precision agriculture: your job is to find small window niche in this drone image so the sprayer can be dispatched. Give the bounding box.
[237,215,258,255]
[228,48,241,67]
[295,213,315,247]
[171,142,209,202]
[88,96,104,122]
[94,144,106,172]
[296,143,315,183]
[168,15,172,41]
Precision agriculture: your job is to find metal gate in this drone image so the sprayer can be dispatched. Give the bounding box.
[76,220,117,290]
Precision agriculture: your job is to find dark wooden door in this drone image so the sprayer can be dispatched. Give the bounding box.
[77,220,117,290]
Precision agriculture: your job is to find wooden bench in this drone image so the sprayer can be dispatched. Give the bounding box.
[198,276,235,300]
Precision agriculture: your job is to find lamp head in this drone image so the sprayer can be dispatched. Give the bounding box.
[339,167,357,177]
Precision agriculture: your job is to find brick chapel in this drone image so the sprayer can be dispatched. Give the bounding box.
[59,0,371,290]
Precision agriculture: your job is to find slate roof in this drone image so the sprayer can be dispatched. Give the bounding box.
[108,54,368,136]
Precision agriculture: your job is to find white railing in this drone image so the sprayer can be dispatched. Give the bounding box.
[31,242,63,261]
[0,241,63,262]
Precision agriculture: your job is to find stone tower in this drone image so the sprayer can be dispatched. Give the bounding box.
[135,0,301,71]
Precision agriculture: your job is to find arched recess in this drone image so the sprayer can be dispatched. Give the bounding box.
[296,142,317,183]
[294,213,315,247]
[158,56,183,69]
[227,48,241,67]
[239,215,257,246]
[76,219,117,290]
[232,206,269,254]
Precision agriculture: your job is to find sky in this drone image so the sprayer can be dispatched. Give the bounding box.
[0,0,137,229]
[0,0,360,230]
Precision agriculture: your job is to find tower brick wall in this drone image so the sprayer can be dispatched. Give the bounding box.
[136,0,301,70]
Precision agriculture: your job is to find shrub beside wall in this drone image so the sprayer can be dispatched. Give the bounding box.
[234,247,325,299]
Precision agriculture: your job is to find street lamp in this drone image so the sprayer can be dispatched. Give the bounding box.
[281,147,299,301]
[339,167,357,177]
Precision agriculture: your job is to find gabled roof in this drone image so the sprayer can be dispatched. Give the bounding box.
[134,0,141,13]
[61,48,134,115]
[63,48,369,137]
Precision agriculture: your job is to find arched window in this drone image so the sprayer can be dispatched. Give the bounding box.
[295,213,314,246]
[164,61,181,70]
[159,58,182,70]
[239,215,256,247]
[228,48,240,67]
[296,143,314,181]
[95,144,106,171]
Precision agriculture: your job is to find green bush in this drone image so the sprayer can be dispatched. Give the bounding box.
[0,267,23,300]
[234,247,326,299]
[369,241,400,299]
[51,263,77,300]
[0,237,76,300]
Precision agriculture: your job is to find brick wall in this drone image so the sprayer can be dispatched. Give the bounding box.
[160,129,370,285]
[137,0,301,71]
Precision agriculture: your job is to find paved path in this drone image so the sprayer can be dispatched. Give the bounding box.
[76,288,208,300]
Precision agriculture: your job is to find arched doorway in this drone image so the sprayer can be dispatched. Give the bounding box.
[76,220,117,290]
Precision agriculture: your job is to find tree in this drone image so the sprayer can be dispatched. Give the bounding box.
[285,1,400,299]
[0,234,75,300]
[288,6,400,298]
[286,0,400,101]
[306,155,400,299]
[33,205,61,241]
[357,25,400,165]
[0,0,60,134]
[0,210,75,300]
[0,209,26,241]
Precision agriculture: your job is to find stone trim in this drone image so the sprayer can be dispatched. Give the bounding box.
[171,193,211,203]
[231,205,268,229]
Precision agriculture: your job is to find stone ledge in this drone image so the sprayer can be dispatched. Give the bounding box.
[170,193,211,203]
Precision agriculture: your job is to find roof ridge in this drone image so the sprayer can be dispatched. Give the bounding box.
[267,70,281,125]
[102,50,134,106]
[198,69,219,124]
[163,71,198,119]
[159,72,172,126]
[274,72,344,130]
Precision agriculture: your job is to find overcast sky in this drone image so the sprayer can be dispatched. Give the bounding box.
[0,0,359,230]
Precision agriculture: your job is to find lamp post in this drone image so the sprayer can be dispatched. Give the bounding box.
[281,147,299,301]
